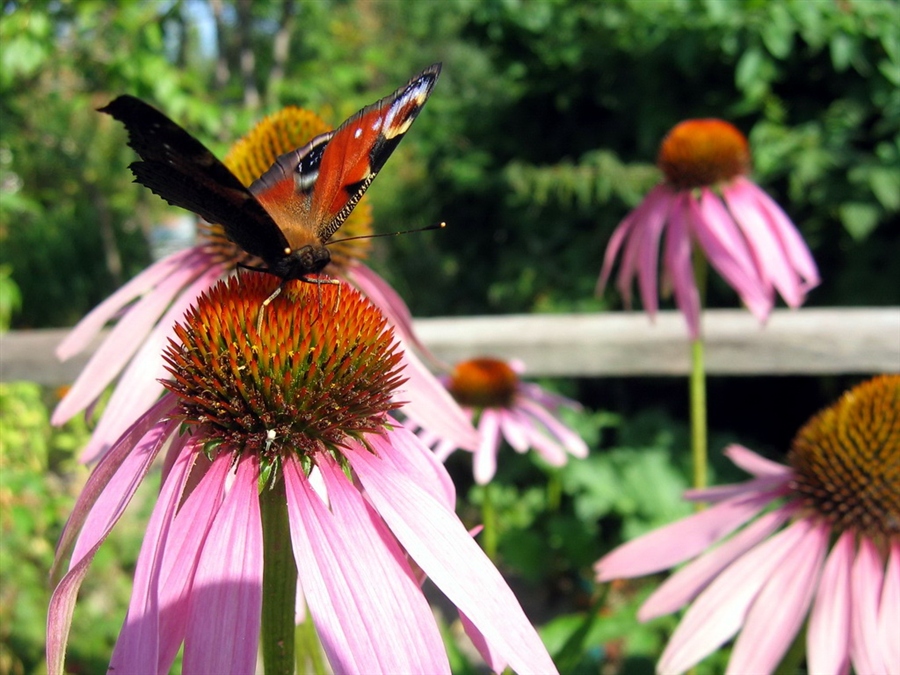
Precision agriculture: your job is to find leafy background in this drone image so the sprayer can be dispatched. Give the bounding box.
[1,1,898,673]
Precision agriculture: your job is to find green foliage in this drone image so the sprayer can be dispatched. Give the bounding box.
[0,383,157,674]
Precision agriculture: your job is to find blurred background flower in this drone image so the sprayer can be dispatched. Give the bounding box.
[597,118,820,338]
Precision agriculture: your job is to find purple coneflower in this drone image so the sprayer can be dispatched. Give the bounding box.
[598,118,820,338]
[413,357,588,484]
[52,106,477,463]
[47,275,558,675]
[595,375,899,674]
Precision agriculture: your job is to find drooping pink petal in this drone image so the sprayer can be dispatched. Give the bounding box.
[46,400,177,675]
[397,345,481,452]
[598,193,645,297]
[663,193,701,338]
[156,448,231,673]
[285,455,451,675]
[349,433,559,674]
[380,423,457,509]
[182,454,263,675]
[55,248,205,360]
[77,265,223,463]
[682,475,792,504]
[108,443,196,675]
[633,186,672,317]
[723,444,794,478]
[52,264,206,427]
[516,397,588,458]
[727,519,829,674]
[690,189,772,323]
[879,542,900,669]
[67,400,179,572]
[595,486,781,581]
[658,518,813,675]
[460,610,508,674]
[722,181,803,306]
[850,537,887,675]
[640,506,791,620]
[498,408,531,452]
[474,410,502,485]
[736,178,820,290]
[808,529,855,675]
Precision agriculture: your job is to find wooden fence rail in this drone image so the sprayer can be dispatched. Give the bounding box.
[1,308,898,386]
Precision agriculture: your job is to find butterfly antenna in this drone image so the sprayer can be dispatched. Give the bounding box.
[328,222,446,245]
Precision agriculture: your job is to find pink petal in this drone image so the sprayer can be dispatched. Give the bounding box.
[474,410,501,485]
[722,181,803,306]
[727,519,829,674]
[156,450,232,672]
[640,506,791,620]
[397,345,481,452]
[46,401,177,675]
[850,537,888,675]
[723,443,793,478]
[52,264,205,427]
[658,518,814,675]
[498,408,531,452]
[386,423,457,509]
[690,189,773,323]
[597,193,645,298]
[516,397,588,458]
[77,265,223,463]
[67,400,179,571]
[808,529,855,675]
[285,455,450,675]
[182,454,263,675]
[55,248,204,360]
[460,611,508,674]
[736,178,820,289]
[108,444,196,674]
[350,432,559,674]
[682,475,792,504]
[595,486,780,581]
[663,194,701,338]
[879,542,900,668]
[633,186,672,317]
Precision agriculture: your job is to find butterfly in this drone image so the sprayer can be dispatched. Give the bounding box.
[100,64,441,287]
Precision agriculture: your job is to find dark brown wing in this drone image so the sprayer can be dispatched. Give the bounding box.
[100,95,291,265]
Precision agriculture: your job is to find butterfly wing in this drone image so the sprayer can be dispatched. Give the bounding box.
[100,95,291,265]
[251,63,442,249]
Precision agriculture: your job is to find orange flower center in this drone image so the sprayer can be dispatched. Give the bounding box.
[656,119,750,190]
[448,358,519,409]
[163,275,403,459]
[788,375,900,545]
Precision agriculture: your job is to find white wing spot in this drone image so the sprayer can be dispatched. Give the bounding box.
[354,127,362,139]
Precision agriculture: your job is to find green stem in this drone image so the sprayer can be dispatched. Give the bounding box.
[547,470,562,512]
[481,482,498,561]
[690,248,709,493]
[690,337,708,491]
[260,473,297,675]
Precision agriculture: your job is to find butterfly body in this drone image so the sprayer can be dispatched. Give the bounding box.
[100,63,441,283]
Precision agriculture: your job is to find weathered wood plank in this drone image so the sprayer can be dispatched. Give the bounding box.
[1,308,898,385]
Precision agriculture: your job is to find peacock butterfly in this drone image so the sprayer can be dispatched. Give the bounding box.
[100,64,441,286]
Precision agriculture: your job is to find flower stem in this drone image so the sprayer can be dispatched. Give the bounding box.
[260,473,297,675]
[481,483,498,560]
[690,337,708,491]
